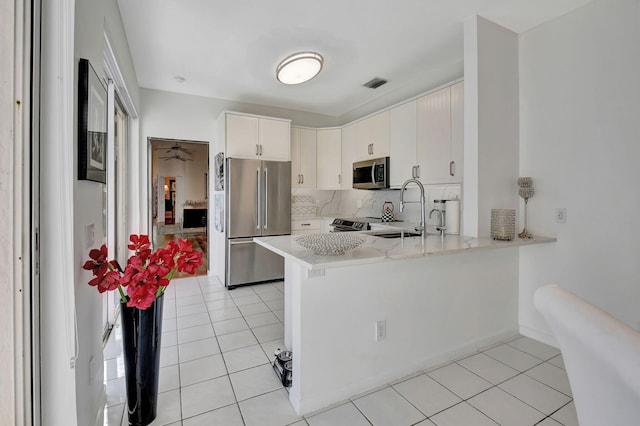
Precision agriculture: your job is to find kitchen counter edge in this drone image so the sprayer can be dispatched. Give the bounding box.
[254,234,556,270]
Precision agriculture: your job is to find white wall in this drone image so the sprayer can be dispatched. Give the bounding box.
[0,0,16,422]
[40,0,140,425]
[518,0,640,343]
[463,16,520,237]
[287,248,519,414]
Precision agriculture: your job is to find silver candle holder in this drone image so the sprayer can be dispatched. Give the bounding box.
[518,177,534,239]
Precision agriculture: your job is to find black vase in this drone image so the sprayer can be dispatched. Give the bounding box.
[120,295,164,426]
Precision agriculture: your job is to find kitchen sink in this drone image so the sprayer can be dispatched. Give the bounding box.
[368,230,423,238]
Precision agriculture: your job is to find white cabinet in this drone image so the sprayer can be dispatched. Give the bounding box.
[291,218,322,235]
[389,100,417,187]
[222,112,291,161]
[341,111,390,189]
[291,126,317,188]
[316,128,342,189]
[449,81,464,182]
[415,82,464,184]
[353,111,390,161]
[341,123,357,189]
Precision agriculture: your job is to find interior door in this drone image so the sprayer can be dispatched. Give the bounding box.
[262,160,291,236]
[226,158,261,238]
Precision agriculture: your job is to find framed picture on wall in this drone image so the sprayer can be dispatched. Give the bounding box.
[78,58,107,183]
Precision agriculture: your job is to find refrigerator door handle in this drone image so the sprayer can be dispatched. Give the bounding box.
[256,168,261,229]
[263,168,268,230]
[229,239,255,245]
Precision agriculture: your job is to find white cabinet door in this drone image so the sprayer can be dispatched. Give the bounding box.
[389,100,417,187]
[417,87,451,184]
[225,114,259,158]
[316,128,342,189]
[291,218,322,235]
[341,123,357,189]
[291,127,316,188]
[259,118,290,161]
[450,81,464,182]
[291,127,302,186]
[355,111,390,160]
[225,113,290,160]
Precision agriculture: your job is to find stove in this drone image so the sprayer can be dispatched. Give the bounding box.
[330,217,375,232]
[330,216,405,232]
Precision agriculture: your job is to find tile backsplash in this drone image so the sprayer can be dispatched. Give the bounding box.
[292,185,461,228]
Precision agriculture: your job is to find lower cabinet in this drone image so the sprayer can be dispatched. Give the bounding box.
[291,218,322,235]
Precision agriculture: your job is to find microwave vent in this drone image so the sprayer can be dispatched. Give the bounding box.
[363,77,388,89]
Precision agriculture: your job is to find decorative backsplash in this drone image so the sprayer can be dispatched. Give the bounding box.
[291,195,317,216]
[292,185,461,226]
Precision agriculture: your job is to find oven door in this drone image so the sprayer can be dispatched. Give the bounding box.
[353,157,390,189]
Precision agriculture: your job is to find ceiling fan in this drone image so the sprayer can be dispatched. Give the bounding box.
[159,154,193,162]
[162,143,193,155]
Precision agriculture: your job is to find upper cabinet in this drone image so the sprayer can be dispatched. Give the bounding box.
[291,126,317,188]
[449,81,464,182]
[340,111,390,189]
[414,81,464,185]
[389,100,417,187]
[352,111,390,161]
[340,123,357,189]
[222,112,291,161]
[316,128,342,189]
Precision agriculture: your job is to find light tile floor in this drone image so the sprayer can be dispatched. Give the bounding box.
[103,276,578,426]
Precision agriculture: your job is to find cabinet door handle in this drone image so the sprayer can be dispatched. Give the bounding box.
[411,166,416,178]
[301,174,304,184]
[338,174,342,185]
[256,144,260,156]
[416,165,420,179]
[371,143,374,155]
[259,144,263,156]
[450,161,455,176]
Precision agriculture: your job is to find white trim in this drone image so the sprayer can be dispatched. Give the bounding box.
[106,81,116,258]
[103,34,138,118]
[39,0,78,423]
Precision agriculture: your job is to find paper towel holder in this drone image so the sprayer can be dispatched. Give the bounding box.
[445,197,460,235]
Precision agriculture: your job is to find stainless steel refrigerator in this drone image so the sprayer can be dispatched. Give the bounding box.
[225,158,291,288]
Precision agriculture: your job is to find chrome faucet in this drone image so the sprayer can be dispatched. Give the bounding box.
[429,209,447,237]
[399,178,426,238]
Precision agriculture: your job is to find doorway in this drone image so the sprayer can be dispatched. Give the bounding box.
[149,138,209,276]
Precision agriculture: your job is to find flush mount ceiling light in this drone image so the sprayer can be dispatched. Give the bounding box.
[276,52,323,85]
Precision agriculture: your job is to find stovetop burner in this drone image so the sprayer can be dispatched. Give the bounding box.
[330,218,370,232]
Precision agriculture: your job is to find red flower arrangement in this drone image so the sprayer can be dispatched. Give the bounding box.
[83,234,204,309]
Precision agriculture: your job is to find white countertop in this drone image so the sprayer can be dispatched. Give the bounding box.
[255,232,556,270]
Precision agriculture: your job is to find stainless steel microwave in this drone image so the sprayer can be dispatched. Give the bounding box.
[352,157,390,189]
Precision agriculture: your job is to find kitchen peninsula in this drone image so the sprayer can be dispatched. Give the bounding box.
[255,233,555,415]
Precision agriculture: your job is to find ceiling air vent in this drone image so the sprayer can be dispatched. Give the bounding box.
[362,77,388,89]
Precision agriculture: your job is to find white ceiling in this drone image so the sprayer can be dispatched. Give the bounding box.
[118,0,592,118]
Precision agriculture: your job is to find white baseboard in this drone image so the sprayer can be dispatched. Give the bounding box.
[292,327,519,415]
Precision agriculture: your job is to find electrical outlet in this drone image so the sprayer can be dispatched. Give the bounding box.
[375,320,386,341]
[555,208,567,224]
